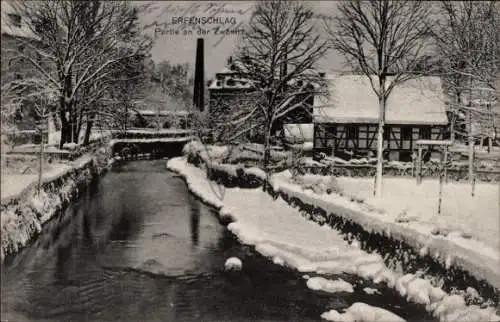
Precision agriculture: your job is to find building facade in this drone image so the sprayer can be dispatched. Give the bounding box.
[313,74,450,161]
[208,56,315,142]
[1,4,50,145]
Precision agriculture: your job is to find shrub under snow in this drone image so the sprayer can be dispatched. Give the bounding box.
[293,175,342,195]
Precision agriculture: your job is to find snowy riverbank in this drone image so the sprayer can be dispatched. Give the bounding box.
[1,154,108,262]
[167,156,500,322]
[270,172,500,290]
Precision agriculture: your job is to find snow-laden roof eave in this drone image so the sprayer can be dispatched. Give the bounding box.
[314,75,448,126]
[1,29,39,41]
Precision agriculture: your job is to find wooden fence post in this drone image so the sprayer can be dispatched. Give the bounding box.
[417,146,423,185]
[438,149,444,214]
[443,146,448,184]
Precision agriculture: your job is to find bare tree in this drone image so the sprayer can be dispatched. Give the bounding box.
[207,91,264,144]
[156,61,193,108]
[432,1,500,194]
[0,80,21,152]
[3,71,58,192]
[325,0,434,197]
[231,0,329,177]
[7,1,151,148]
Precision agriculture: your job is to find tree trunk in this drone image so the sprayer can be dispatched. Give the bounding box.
[444,146,449,184]
[263,126,272,172]
[374,95,386,197]
[71,112,79,144]
[76,107,85,143]
[59,103,69,149]
[467,107,474,195]
[38,129,44,195]
[60,69,75,147]
[83,117,94,146]
[124,104,129,132]
[262,122,272,192]
[437,148,444,214]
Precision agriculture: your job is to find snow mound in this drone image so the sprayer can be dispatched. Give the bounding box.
[306,277,354,293]
[62,142,78,150]
[224,257,242,271]
[272,256,285,266]
[244,167,267,180]
[363,287,380,295]
[321,303,405,322]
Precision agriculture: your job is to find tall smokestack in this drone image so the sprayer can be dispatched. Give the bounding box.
[193,38,205,112]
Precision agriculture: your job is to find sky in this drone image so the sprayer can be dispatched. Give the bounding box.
[137,1,347,78]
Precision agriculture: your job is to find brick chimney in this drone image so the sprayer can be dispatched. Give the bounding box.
[193,38,205,112]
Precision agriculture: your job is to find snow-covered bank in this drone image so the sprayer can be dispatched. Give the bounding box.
[1,156,92,205]
[1,154,108,262]
[167,157,500,321]
[271,172,500,293]
[321,302,406,322]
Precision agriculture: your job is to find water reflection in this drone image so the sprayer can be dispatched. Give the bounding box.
[189,194,201,247]
[1,160,436,322]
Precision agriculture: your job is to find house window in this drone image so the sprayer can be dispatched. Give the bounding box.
[420,126,431,140]
[8,13,21,28]
[314,124,336,150]
[383,125,390,140]
[345,125,358,140]
[401,126,412,140]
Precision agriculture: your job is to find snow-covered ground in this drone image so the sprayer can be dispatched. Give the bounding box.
[335,177,499,250]
[48,129,111,146]
[272,172,500,292]
[1,174,39,202]
[167,157,500,321]
[1,156,92,204]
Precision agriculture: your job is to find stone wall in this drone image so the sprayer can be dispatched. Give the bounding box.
[1,153,109,262]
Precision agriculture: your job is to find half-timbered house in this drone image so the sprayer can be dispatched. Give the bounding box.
[313,74,450,161]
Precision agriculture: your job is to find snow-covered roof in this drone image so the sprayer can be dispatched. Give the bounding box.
[209,77,253,90]
[219,67,238,74]
[283,123,314,142]
[1,2,36,39]
[314,74,448,125]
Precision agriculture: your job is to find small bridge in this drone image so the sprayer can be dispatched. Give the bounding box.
[109,128,195,160]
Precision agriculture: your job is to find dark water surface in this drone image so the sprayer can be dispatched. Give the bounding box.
[1,160,434,322]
